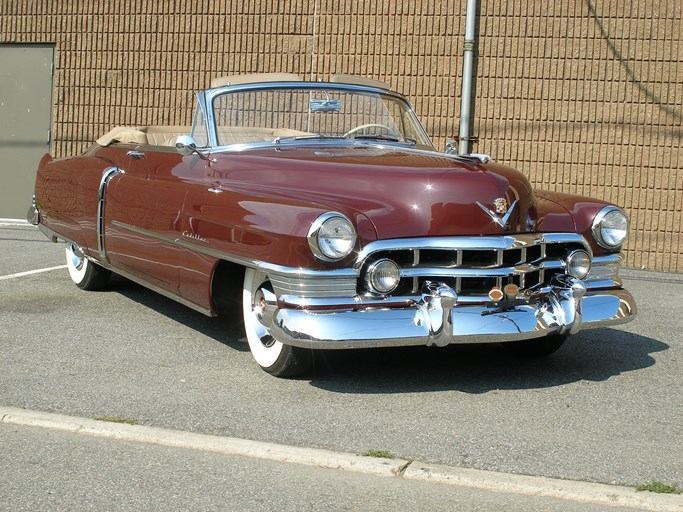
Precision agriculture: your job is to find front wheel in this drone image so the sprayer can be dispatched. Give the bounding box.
[242,268,313,377]
[501,334,568,357]
[65,243,111,290]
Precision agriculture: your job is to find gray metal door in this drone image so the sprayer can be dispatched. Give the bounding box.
[0,44,54,219]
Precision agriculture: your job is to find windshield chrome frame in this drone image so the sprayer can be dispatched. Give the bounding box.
[202,81,434,151]
[191,91,210,148]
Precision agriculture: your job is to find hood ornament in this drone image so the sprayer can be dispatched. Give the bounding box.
[477,198,518,228]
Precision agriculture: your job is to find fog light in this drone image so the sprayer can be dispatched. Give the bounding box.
[366,259,401,294]
[566,250,591,279]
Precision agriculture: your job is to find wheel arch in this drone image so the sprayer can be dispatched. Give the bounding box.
[210,259,247,315]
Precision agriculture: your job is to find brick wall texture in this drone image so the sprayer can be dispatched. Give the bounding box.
[1,0,681,272]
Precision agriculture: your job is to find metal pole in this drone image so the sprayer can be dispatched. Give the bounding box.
[458,0,478,155]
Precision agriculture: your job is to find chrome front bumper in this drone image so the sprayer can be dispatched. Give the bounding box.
[264,275,636,350]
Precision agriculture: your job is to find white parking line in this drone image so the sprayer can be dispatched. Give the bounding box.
[0,265,67,281]
[1,406,681,512]
[0,218,30,226]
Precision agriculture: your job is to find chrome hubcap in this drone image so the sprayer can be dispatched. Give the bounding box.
[67,244,85,271]
[251,288,276,348]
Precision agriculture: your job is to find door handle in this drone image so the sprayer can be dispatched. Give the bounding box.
[208,187,223,194]
[127,150,145,159]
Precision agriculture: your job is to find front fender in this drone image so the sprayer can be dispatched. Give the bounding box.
[181,184,377,269]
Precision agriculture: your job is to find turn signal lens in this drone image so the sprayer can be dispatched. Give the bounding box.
[566,250,591,279]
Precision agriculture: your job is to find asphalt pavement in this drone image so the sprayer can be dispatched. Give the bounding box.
[1,222,682,510]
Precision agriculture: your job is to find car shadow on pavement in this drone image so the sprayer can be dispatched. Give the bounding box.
[105,275,665,393]
[108,275,249,353]
[307,329,667,394]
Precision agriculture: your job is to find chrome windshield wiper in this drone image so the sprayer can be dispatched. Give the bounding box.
[352,134,417,145]
[273,134,347,144]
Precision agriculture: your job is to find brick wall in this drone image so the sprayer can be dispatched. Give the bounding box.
[1,0,681,271]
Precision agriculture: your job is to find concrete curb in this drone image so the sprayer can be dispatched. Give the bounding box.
[0,406,403,478]
[405,462,682,512]
[2,406,681,511]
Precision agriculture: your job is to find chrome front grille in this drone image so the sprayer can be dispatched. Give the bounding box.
[265,233,621,308]
[355,233,590,298]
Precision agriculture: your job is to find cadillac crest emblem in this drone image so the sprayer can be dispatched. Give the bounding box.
[493,198,508,214]
[476,198,518,228]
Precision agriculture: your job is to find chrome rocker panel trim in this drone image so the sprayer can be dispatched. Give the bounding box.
[262,276,636,350]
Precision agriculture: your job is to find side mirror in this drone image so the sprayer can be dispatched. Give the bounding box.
[176,135,198,156]
[444,138,457,154]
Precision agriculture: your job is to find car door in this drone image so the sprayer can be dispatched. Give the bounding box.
[103,146,205,293]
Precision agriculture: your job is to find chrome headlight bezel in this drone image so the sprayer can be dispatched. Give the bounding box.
[307,212,357,262]
[591,206,629,249]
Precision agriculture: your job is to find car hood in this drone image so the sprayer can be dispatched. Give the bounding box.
[214,144,575,239]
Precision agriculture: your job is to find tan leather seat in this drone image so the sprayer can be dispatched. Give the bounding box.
[145,126,191,146]
[96,127,147,146]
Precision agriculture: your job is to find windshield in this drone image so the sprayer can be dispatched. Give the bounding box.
[210,87,433,149]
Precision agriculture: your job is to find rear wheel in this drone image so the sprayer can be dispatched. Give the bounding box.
[501,334,568,357]
[242,268,313,377]
[65,243,111,290]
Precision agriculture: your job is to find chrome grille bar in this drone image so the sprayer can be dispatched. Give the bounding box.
[262,233,613,302]
[356,233,592,296]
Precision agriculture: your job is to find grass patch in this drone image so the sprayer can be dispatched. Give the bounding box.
[94,415,138,426]
[364,449,395,459]
[636,481,682,494]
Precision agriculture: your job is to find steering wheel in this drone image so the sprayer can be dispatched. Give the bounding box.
[343,123,398,138]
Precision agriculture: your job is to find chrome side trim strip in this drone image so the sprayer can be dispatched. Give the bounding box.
[256,261,357,279]
[109,265,214,317]
[112,220,179,245]
[34,220,211,316]
[97,167,122,265]
[112,219,360,279]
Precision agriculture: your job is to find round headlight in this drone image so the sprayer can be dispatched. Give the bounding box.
[566,250,591,279]
[592,206,628,249]
[308,212,357,262]
[366,259,401,294]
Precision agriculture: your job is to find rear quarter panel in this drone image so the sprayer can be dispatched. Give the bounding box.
[35,151,116,257]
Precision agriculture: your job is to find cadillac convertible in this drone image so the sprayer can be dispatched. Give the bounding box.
[28,73,636,377]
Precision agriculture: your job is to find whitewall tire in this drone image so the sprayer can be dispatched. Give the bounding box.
[65,243,111,291]
[242,268,313,377]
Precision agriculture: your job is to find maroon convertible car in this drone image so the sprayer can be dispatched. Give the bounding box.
[28,73,636,377]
